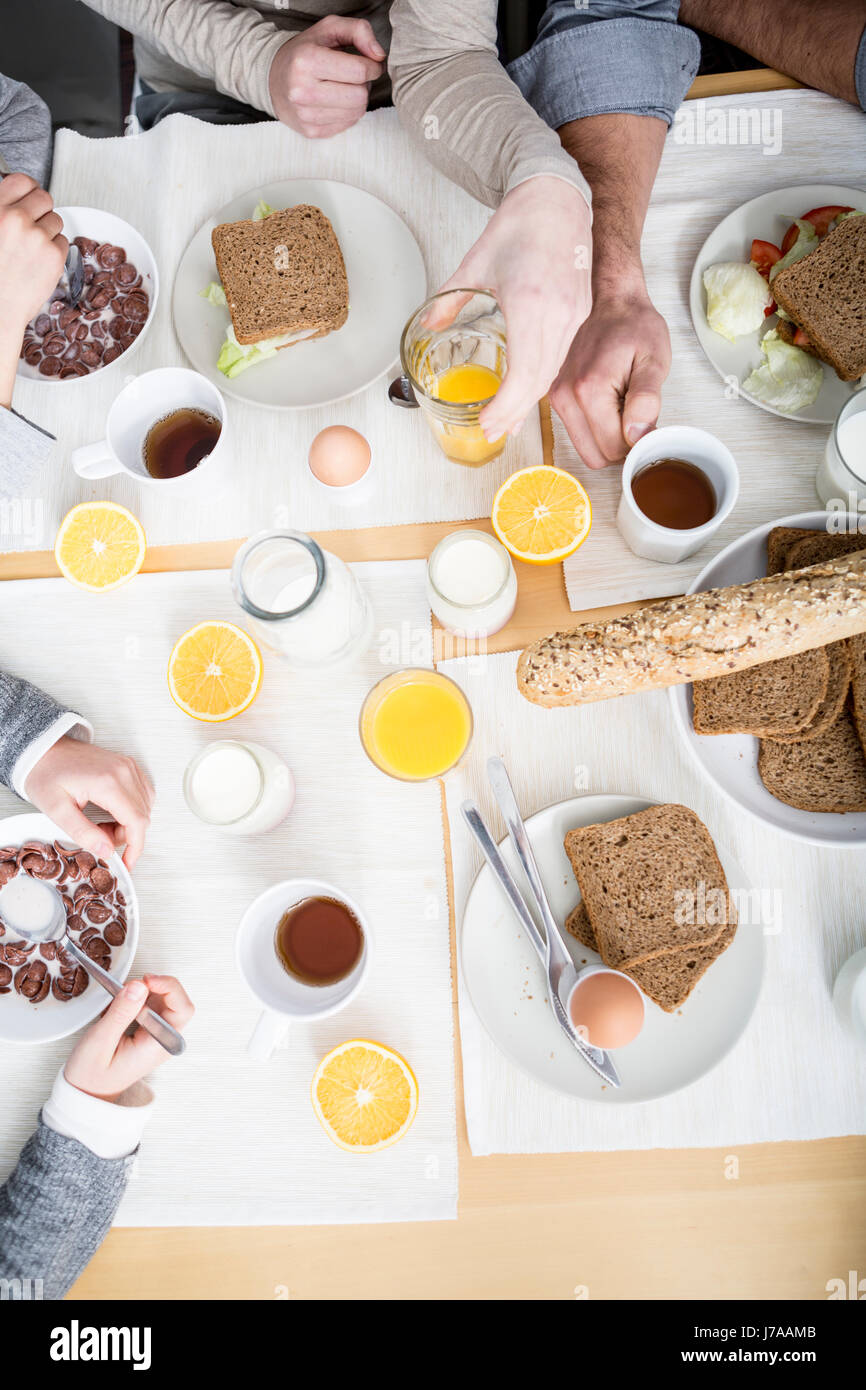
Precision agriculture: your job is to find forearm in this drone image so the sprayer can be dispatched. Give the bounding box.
[679,0,865,105]
[389,0,590,208]
[0,1121,131,1299]
[558,113,667,297]
[80,0,289,113]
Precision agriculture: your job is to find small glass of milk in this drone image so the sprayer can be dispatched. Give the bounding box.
[816,387,866,507]
[426,529,517,638]
[183,740,294,835]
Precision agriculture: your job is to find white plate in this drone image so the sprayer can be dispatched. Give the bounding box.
[689,183,865,424]
[670,510,866,847]
[459,794,764,1104]
[0,813,138,1045]
[172,178,427,410]
[16,206,159,385]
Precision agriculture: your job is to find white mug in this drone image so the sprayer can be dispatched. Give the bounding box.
[235,878,371,1060]
[616,425,739,564]
[70,367,229,496]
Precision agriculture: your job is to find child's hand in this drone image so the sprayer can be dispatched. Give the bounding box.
[64,975,194,1102]
[25,736,154,870]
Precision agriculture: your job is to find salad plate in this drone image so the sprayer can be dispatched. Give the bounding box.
[173,178,427,410]
[689,183,864,424]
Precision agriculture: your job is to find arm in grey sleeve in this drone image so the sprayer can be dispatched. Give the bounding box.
[508,0,700,129]
[80,0,290,114]
[0,75,52,185]
[0,672,92,796]
[388,0,591,209]
[0,405,56,494]
[0,1121,132,1299]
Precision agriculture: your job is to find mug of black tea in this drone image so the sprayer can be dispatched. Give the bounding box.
[71,367,228,494]
[144,407,222,479]
[617,425,739,564]
[236,878,371,1059]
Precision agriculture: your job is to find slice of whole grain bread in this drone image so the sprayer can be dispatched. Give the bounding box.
[771,215,866,381]
[847,633,866,754]
[769,641,851,742]
[758,706,866,811]
[211,205,348,346]
[564,902,736,1011]
[784,531,866,569]
[692,647,829,737]
[563,805,733,969]
[766,526,815,574]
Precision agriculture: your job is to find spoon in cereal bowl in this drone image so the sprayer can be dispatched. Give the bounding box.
[0,875,184,1055]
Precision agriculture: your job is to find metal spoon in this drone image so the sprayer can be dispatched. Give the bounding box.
[387,373,419,407]
[0,879,185,1056]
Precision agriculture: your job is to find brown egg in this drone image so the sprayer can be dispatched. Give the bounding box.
[568,969,645,1050]
[308,425,371,488]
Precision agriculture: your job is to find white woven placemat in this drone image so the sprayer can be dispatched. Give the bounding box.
[0,561,458,1224]
[8,109,542,552]
[561,88,866,611]
[440,649,866,1156]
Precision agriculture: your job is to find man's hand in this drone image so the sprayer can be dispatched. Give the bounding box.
[25,736,154,871]
[434,177,592,442]
[550,288,671,468]
[64,975,195,1101]
[268,15,385,138]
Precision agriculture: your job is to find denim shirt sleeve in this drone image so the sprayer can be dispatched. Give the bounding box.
[508,2,701,130]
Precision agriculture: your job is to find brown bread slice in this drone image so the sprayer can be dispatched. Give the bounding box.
[771,215,866,381]
[758,707,866,811]
[784,531,866,569]
[768,641,851,742]
[565,903,736,1011]
[766,526,815,574]
[692,646,829,737]
[211,205,348,346]
[848,633,866,754]
[563,805,733,968]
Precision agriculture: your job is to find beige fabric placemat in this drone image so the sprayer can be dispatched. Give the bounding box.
[441,649,866,1156]
[0,561,457,1224]
[8,109,542,551]
[561,88,865,611]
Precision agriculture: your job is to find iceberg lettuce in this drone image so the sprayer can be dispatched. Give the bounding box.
[742,329,822,413]
[703,261,771,341]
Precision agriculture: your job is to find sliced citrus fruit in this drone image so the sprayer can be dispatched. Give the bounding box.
[491,464,592,565]
[167,621,262,722]
[312,1039,418,1153]
[54,501,146,591]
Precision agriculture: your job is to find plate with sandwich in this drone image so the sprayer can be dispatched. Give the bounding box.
[689,184,865,423]
[670,510,866,846]
[460,794,764,1103]
[173,179,426,409]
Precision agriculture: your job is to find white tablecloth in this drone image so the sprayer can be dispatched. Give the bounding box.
[560,88,866,611]
[0,562,458,1224]
[441,650,866,1156]
[8,110,542,552]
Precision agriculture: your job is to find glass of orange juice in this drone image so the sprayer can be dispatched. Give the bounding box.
[359,669,473,781]
[400,290,507,467]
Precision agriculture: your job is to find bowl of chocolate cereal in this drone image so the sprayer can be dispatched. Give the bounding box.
[0,812,139,1045]
[16,206,159,384]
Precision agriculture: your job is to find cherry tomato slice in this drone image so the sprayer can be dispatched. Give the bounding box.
[751,238,782,279]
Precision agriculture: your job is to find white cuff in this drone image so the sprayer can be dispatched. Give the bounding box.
[13,713,93,801]
[42,1067,155,1160]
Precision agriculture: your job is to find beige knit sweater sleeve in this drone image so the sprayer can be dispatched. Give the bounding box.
[388,0,591,209]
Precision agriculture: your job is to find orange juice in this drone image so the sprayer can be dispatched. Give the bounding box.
[434,363,501,405]
[429,364,505,467]
[360,670,472,781]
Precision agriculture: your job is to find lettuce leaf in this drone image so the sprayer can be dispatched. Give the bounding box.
[200,281,227,307]
[742,329,823,412]
[768,219,818,282]
[252,199,276,221]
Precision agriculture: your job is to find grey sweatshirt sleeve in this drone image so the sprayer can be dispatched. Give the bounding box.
[0,672,92,798]
[0,1120,132,1299]
[0,407,56,495]
[0,74,52,185]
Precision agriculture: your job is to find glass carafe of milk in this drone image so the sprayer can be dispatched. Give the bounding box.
[231,530,375,671]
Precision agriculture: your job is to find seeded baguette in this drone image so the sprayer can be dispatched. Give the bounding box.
[518,553,866,707]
